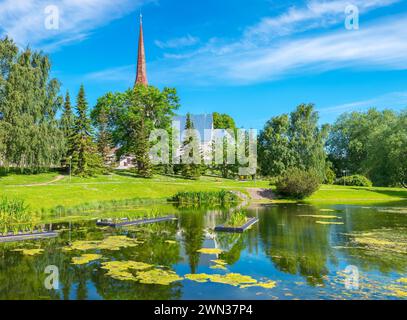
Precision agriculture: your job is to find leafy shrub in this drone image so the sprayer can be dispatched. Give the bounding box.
[275,168,320,199]
[335,175,372,187]
[324,162,336,185]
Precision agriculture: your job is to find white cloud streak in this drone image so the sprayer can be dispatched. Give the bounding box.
[0,0,149,51]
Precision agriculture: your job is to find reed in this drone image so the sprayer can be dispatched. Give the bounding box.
[170,190,239,206]
[224,210,248,227]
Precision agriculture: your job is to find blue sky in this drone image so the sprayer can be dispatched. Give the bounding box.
[1,0,407,128]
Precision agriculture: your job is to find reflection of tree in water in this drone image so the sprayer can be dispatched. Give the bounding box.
[93,221,182,300]
[258,205,332,286]
[217,232,246,265]
[0,239,64,300]
[178,209,206,273]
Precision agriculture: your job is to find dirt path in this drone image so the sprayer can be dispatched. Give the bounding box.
[20,175,65,187]
[246,188,274,201]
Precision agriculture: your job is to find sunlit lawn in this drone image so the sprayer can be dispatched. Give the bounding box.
[1,172,406,212]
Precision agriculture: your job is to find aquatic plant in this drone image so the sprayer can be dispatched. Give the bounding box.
[224,211,248,227]
[72,254,103,265]
[197,248,223,255]
[64,235,142,252]
[0,197,34,235]
[169,190,239,206]
[136,269,183,285]
[315,221,344,225]
[13,248,44,256]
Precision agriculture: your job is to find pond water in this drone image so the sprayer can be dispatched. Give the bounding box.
[0,203,406,300]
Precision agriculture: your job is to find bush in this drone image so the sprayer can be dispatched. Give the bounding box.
[169,190,239,206]
[275,168,320,199]
[335,175,372,187]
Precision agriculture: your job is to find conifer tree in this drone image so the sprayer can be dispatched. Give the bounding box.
[69,85,103,176]
[181,113,202,179]
[60,91,75,167]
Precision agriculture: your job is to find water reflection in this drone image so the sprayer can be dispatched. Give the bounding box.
[0,203,406,300]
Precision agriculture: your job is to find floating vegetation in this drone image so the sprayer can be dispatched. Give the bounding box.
[211,259,227,265]
[72,254,103,265]
[319,209,336,212]
[386,285,407,298]
[64,236,141,252]
[165,240,177,245]
[241,280,277,289]
[210,264,227,270]
[209,273,257,287]
[136,269,183,285]
[13,248,44,256]
[184,272,276,289]
[197,248,223,255]
[298,215,340,219]
[101,260,155,281]
[170,190,239,207]
[398,278,407,284]
[224,211,248,228]
[348,228,407,254]
[185,273,211,283]
[315,221,344,225]
[377,207,407,214]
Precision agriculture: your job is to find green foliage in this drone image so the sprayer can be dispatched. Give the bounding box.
[225,211,247,227]
[91,95,113,167]
[170,190,239,206]
[180,113,202,179]
[327,108,406,187]
[92,85,180,178]
[324,161,336,185]
[69,85,104,177]
[213,112,236,130]
[0,197,33,235]
[275,168,320,199]
[0,37,64,172]
[259,104,328,179]
[335,175,373,187]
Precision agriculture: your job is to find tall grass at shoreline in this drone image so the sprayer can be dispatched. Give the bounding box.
[169,190,239,206]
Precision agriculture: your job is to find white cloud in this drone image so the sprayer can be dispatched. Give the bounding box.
[0,0,149,51]
[155,34,199,49]
[244,0,401,42]
[319,91,407,114]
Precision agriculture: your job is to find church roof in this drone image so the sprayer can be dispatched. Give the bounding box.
[135,14,148,86]
[173,114,214,143]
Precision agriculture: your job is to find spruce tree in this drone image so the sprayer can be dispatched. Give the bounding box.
[69,85,103,176]
[60,90,75,167]
[181,113,202,179]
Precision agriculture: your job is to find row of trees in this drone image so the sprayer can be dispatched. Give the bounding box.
[258,105,407,187]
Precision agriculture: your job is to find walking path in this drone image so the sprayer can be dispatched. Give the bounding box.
[246,188,274,201]
[20,175,65,187]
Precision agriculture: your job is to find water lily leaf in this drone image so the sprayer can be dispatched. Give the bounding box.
[72,254,103,265]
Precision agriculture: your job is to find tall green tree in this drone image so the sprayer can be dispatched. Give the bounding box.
[213,113,237,178]
[181,113,202,179]
[326,108,403,186]
[69,85,103,176]
[258,104,328,179]
[60,91,75,165]
[91,96,113,166]
[92,85,180,177]
[0,37,64,172]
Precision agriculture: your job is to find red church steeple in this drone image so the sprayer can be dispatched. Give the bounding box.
[135,14,148,86]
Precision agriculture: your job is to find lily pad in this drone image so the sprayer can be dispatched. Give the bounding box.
[72,254,103,265]
[315,221,344,225]
[197,248,223,255]
[136,269,183,285]
[13,248,44,256]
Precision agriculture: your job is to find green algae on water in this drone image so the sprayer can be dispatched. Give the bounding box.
[136,269,183,285]
[72,254,103,265]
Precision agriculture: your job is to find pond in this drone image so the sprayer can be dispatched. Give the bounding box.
[0,203,406,300]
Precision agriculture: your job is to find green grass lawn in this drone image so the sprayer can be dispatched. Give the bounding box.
[1,172,406,214]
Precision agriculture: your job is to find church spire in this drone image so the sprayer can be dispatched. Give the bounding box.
[135,13,148,86]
